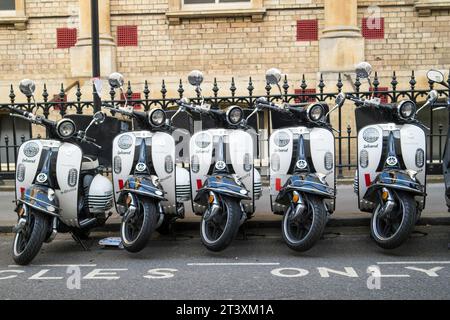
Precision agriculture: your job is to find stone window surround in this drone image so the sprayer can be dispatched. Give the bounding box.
[414,0,450,16]
[0,0,27,30]
[166,0,266,25]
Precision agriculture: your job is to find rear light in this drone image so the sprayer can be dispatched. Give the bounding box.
[360,150,369,168]
[324,152,333,171]
[196,179,203,190]
[415,148,425,168]
[271,153,280,172]
[17,164,25,182]
[165,155,174,173]
[68,169,78,187]
[118,179,124,190]
[191,155,200,173]
[275,178,282,191]
[114,156,122,174]
[243,153,252,172]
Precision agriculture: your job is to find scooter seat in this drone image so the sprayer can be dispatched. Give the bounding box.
[81,155,99,171]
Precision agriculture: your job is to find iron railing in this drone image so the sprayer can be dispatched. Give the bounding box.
[1,70,449,180]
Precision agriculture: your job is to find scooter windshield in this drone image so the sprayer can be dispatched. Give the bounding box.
[355,105,396,132]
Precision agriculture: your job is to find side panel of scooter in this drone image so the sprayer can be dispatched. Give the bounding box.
[269,128,294,199]
[15,139,45,199]
[400,124,426,185]
[229,130,254,213]
[112,132,137,205]
[56,143,82,227]
[189,131,214,214]
[357,125,385,209]
[151,132,177,214]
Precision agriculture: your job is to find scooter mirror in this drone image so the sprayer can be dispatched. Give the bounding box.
[335,92,346,108]
[93,111,106,124]
[427,69,444,83]
[188,70,204,87]
[108,72,124,89]
[355,62,373,79]
[265,68,282,85]
[19,79,36,97]
[427,90,439,103]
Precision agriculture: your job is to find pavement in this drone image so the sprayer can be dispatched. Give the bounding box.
[0,225,449,300]
[1,183,449,232]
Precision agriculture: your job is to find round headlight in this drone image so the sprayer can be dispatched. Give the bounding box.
[398,100,416,120]
[56,119,76,139]
[226,106,243,125]
[307,104,324,122]
[149,108,166,127]
[195,132,211,148]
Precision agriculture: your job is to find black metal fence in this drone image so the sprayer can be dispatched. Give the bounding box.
[1,70,449,180]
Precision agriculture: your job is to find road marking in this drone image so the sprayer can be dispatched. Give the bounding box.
[377,261,450,265]
[8,264,97,267]
[187,262,280,266]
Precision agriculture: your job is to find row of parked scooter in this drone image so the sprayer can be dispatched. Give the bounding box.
[7,62,449,265]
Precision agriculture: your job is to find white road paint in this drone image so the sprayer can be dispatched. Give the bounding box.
[8,264,97,267]
[187,262,280,266]
[377,261,450,265]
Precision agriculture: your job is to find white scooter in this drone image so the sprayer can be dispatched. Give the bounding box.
[10,80,113,265]
[177,70,262,252]
[255,68,345,252]
[349,62,438,249]
[106,73,191,253]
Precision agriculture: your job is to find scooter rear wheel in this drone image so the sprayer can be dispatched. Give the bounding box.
[121,198,158,253]
[200,196,241,252]
[371,190,416,249]
[12,207,48,265]
[282,194,327,252]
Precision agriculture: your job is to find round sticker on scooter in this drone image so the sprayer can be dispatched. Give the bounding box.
[215,161,226,170]
[386,156,398,166]
[36,173,48,183]
[135,162,147,172]
[296,160,308,170]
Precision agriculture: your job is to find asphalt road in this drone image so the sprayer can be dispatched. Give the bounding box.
[1,226,449,300]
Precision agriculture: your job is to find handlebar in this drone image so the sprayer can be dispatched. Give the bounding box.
[345,94,393,110]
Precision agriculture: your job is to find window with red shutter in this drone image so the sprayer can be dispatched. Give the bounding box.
[370,87,389,104]
[294,88,317,103]
[56,28,77,49]
[120,92,142,109]
[296,20,318,42]
[117,26,138,47]
[362,17,384,40]
[52,94,67,111]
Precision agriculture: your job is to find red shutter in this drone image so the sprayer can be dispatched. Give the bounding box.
[120,92,142,109]
[117,25,138,47]
[56,28,77,48]
[362,17,384,39]
[370,87,389,104]
[294,88,317,103]
[296,20,318,41]
[52,94,67,111]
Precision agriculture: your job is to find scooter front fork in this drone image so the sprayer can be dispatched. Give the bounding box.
[377,187,396,219]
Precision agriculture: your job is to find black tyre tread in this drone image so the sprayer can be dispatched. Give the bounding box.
[282,195,327,252]
[12,211,48,266]
[201,196,241,252]
[121,198,158,253]
[371,191,416,250]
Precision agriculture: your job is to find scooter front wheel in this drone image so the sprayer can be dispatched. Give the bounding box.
[200,196,241,252]
[282,194,327,252]
[121,198,158,253]
[371,190,416,249]
[12,207,48,265]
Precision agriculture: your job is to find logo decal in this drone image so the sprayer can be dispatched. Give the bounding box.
[36,173,48,183]
[135,163,147,172]
[296,160,308,169]
[215,161,226,170]
[386,156,398,166]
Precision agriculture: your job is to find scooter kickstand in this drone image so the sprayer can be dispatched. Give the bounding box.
[71,232,89,251]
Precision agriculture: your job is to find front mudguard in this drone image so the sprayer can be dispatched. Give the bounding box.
[194,175,251,206]
[364,170,426,203]
[276,174,335,206]
[17,185,60,216]
[118,176,166,205]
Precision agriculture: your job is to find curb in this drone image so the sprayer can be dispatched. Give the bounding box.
[1,216,449,234]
